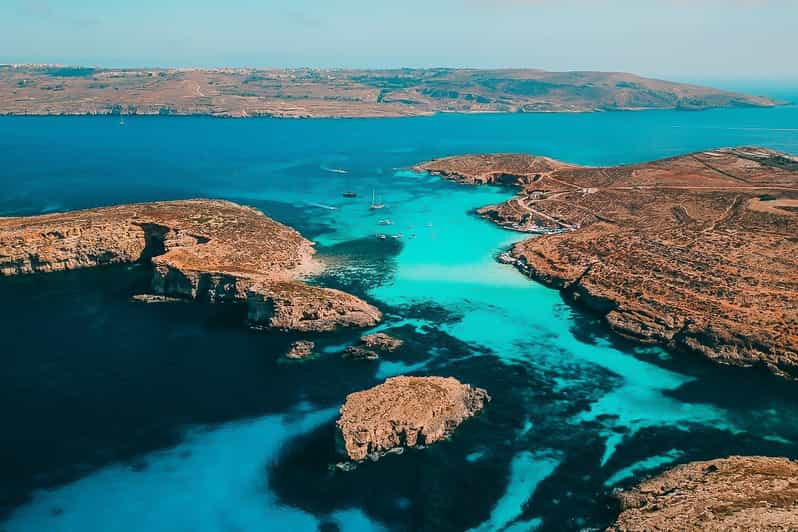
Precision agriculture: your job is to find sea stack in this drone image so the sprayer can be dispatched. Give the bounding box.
[336,376,490,463]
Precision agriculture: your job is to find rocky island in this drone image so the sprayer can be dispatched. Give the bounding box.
[336,376,490,463]
[342,332,404,360]
[0,199,381,332]
[610,456,798,531]
[417,148,798,378]
[0,65,781,118]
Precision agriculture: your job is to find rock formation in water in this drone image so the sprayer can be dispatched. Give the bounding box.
[0,199,381,332]
[610,456,798,531]
[285,340,315,360]
[417,147,798,379]
[336,376,490,462]
[130,294,186,304]
[342,332,403,360]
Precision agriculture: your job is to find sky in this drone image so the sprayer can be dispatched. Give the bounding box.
[1,0,797,83]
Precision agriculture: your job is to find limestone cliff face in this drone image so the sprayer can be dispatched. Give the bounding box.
[0,199,381,332]
[419,148,798,379]
[336,376,490,462]
[247,281,382,332]
[610,456,798,531]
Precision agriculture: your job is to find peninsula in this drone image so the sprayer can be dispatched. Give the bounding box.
[417,147,798,378]
[0,66,781,118]
[0,199,381,332]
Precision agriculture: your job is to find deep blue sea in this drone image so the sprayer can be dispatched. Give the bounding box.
[2,98,798,531]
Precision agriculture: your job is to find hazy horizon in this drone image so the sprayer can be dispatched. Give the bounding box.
[2,0,797,84]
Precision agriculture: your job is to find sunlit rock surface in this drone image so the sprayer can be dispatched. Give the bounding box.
[610,456,798,531]
[0,199,381,332]
[418,148,798,378]
[336,376,490,462]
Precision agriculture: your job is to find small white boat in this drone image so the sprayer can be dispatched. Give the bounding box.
[378,219,393,226]
[377,233,388,240]
[369,190,385,210]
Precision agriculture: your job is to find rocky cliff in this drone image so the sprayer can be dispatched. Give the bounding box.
[610,456,798,531]
[336,376,490,463]
[0,199,381,332]
[418,148,798,378]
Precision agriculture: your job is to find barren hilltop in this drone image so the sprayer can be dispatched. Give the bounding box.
[0,65,781,118]
[417,147,798,378]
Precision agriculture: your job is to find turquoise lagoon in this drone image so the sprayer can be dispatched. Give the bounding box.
[1,101,798,531]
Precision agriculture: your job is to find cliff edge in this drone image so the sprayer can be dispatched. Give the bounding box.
[0,199,381,332]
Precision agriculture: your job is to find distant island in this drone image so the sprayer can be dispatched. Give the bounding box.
[0,65,783,118]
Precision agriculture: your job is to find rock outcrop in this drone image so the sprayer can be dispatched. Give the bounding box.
[285,340,315,360]
[610,456,798,531]
[342,332,403,360]
[418,148,798,379]
[336,376,490,462]
[0,199,381,332]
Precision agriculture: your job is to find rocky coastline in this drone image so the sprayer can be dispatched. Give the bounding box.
[0,199,381,333]
[610,456,798,531]
[418,148,798,378]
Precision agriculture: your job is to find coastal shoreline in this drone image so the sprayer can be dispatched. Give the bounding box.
[417,149,798,379]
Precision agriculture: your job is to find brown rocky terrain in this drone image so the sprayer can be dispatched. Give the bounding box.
[342,332,404,360]
[0,66,780,118]
[417,147,798,378]
[0,199,381,332]
[336,376,490,463]
[285,340,316,360]
[610,456,798,531]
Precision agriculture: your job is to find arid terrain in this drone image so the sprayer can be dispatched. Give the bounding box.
[0,199,381,332]
[0,65,781,118]
[610,456,798,531]
[417,147,798,378]
[336,376,490,464]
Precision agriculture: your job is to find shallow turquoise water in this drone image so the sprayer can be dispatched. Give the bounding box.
[2,102,798,531]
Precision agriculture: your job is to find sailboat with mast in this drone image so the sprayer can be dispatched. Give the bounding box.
[369,190,385,210]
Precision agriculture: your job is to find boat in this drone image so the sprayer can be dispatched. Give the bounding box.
[376,233,388,240]
[342,191,357,198]
[377,219,393,226]
[119,116,126,126]
[369,190,385,210]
